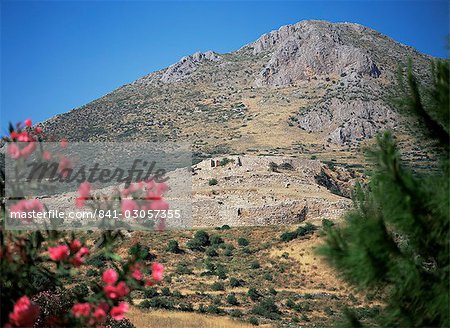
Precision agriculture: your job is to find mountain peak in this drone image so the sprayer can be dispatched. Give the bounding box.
[244,20,382,86]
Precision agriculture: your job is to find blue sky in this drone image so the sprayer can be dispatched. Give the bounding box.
[1,1,448,128]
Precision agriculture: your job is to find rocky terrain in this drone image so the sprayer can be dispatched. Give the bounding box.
[39,20,436,170]
[192,155,354,227]
[33,155,355,229]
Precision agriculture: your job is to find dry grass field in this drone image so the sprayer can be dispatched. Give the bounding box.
[76,224,382,327]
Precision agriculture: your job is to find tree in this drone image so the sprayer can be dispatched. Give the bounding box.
[319,61,449,327]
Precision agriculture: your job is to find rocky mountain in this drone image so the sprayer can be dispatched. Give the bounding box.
[41,20,436,167]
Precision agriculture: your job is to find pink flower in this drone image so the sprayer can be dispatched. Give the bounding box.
[103,285,119,300]
[7,144,20,159]
[24,119,32,127]
[103,281,129,300]
[121,199,138,216]
[20,142,36,159]
[93,306,107,323]
[48,245,70,261]
[110,302,129,321]
[70,239,82,252]
[42,150,52,161]
[71,246,89,267]
[75,197,86,208]
[10,131,18,140]
[150,200,169,211]
[75,182,91,208]
[34,127,43,134]
[17,132,33,142]
[8,296,40,327]
[78,182,91,198]
[151,262,164,281]
[131,269,143,281]
[9,199,44,221]
[58,157,72,177]
[60,138,68,148]
[156,182,168,195]
[71,303,91,318]
[102,268,118,285]
[145,191,161,201]
[115,281,130,298]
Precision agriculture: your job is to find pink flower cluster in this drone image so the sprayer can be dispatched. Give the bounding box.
[9,199,44,221]
[75,182,92,208]
[75,180,170,230]
[102,269,130,300]
[5,296,40,328]
[121,180,169,213]
[48,239,89,267]
[71,301,126,325]
[7,119,41,160]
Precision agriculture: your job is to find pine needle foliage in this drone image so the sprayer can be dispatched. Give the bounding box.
[319,60,449,327]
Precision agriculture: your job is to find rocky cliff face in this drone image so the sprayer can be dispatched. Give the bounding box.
[40,20,435,168]
[250,21,382,87]
[161,51,222,83]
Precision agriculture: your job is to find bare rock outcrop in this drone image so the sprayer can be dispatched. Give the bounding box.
[251,20,382,87]
[296,95,396,144]
[160,51,222,83]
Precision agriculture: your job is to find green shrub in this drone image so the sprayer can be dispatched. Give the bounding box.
[280,231,298,242]
[220,158,234,166]
[206,305,223,314]
[143,287,158,298]
[230,309,243,318]
[238,237,249,246]
[227,293,239,305]
[160,287,171,296]
[208,178,218,186]
[178,303,194,312]
[175,262,193,275]
[194,230,210,246]
[186,239,204,251]
[216,264,227,279]
[263,272,273,281]
[166,240,182,253]
[128,243,155,260]
[286,298,296,309]
[230,277,242,288]
[104,317,135,328]
[250,261,260,269]
[324,306,334,316]
[248,317,259,326]
[269,287,277,295]
[70,283,89,301]
[205,247,218,257]
[139,297,174,309]
[223,244,234,256]
[321,218,335,229]
[281,223,317,242]
[86,269,98,277]
[210,235,224,245]
[252,297,280,319]
[211,281,225,291]
[247,288,261,301]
